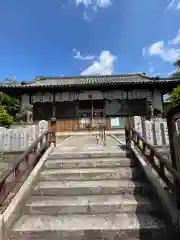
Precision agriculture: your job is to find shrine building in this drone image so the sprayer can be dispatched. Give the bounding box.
[0,73,180,132]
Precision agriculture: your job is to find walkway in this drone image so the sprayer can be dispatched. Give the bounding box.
[53,135,124,155]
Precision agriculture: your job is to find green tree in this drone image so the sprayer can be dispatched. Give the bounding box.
[0,77,20,118]
[0,77,21,127]
[172,59,180,77]
[169,85,180,106]
[0,104,13,127]
[169,60,180,106]
[172,72,180,77]
[0,92,20,116]
[174,59,180,69]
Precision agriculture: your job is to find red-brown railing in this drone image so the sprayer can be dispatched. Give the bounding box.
[0,131,56,207]
[125,121,180,202]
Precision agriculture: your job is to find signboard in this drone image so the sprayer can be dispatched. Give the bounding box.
[110,118,120,127]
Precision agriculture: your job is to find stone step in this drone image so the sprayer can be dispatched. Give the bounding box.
[32,180,152,196]
[24,194,159,215]
[44,157,136,169]
[39,167,145,181]
[48,150,131,159]
[10,213,167,240]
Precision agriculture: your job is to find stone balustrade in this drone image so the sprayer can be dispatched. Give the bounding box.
[0,120,49,152]
[132,116,169,146]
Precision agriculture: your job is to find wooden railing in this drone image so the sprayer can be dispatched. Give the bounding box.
[125,124,180,204]
[0,131,56,207]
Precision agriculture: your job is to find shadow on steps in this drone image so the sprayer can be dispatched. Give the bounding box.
[116,141,172,239]
[129,148,173,240]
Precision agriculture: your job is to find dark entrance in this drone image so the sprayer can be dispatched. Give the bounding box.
[78,100,105,130]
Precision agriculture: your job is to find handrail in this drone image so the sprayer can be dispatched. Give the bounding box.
[126,125,180,198]
[0,130,56,206]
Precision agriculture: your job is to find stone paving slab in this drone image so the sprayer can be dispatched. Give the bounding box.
[32,180,151,196]
[11,213,164,236]
[39,167,144,181]
[44,157,135,169]
[54,135,124,155]
[56,130,125,136]
[24,194,157,216]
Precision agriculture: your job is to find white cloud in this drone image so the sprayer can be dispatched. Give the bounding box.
[168,29,180,45]
[76,0,112,10]
[166,0,180,10]
[95,0,112,8]
[83,12,92,22]
[148,41,164,56]
[81,50,116,75]
[148,41,180,62]
[145,29,180,63]
[76,0,112,21]
[76,0,92,7]
[166,0,176,10]
[73,49,95,60]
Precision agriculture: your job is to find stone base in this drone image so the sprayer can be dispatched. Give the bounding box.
[10,123,36,129]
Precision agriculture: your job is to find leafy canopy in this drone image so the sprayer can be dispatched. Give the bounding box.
[0,92,20,113]
[169,59,180,106]
[172,71,180,77]
[0,77,21,127]
[0,92,20,127]
[171,59,180,77]
[0,105,13,127]
[170,85,180,107]
[174,59,180,67]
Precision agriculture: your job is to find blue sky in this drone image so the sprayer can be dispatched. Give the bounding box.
[0,0,180,82]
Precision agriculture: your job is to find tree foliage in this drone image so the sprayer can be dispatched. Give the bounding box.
[169,60,180,106]
[0,92,20,115]
[172,71,180,77]
[0,105,13,127]
[0,77,21,127]
[171,59,180,77]
[174,59,180,68]
[169,85,180,107]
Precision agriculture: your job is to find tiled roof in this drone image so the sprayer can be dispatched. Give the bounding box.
[29,74,176,86]
[0,73,180,88]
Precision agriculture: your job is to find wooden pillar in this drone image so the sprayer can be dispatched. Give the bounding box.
[76,100,80,131]
[52,103,56,118]
[50,94,56,132]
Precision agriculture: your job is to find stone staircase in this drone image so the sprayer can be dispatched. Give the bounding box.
[8,136,170,239]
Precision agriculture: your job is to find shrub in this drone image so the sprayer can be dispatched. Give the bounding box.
[0,105,13,127]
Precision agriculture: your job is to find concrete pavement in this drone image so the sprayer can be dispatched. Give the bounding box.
[53,135,124,155]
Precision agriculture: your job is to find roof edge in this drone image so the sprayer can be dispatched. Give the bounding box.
[34,73,148,81]
[34,73,180,81]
